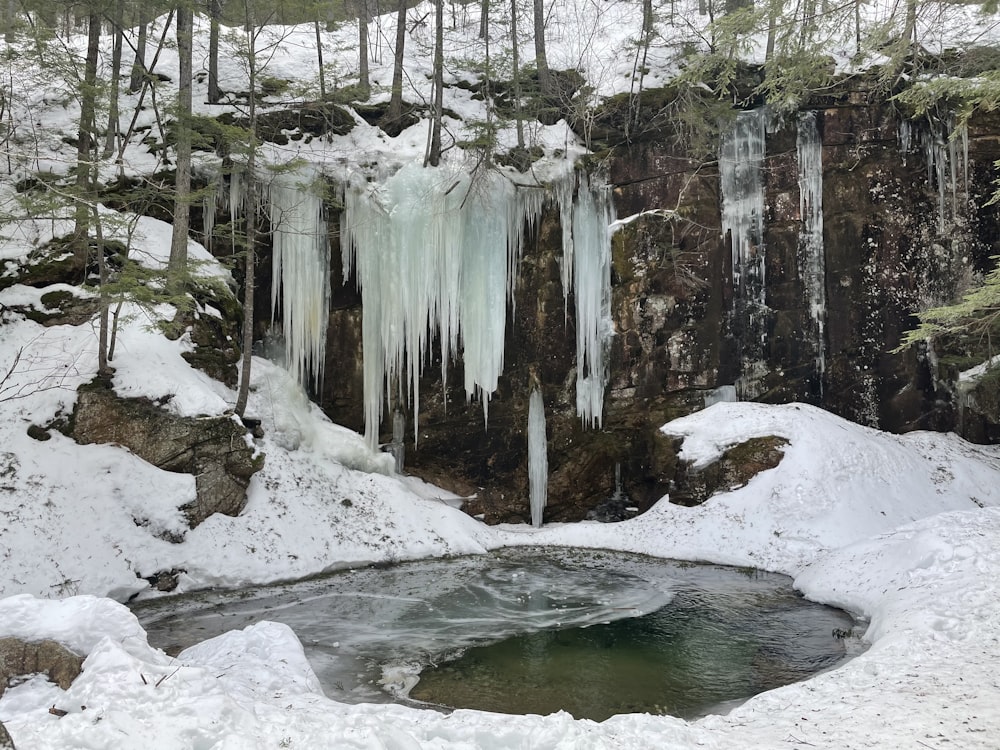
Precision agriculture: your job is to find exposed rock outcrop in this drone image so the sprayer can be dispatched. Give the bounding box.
[0,637,83,699]
[68,377,263,529]
[262,81,1000,525]
[0,719,14,750]
[664,436,788,507]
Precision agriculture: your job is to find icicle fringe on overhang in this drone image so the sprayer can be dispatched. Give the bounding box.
[337,164,613,449]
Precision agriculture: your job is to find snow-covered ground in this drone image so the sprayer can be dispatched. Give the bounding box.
[3,345,1000,748]
[3,0,1000,746]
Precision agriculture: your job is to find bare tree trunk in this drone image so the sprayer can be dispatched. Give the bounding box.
[511,0,524,150]
[208,0,222,103]
[358,0,370,97]
[765,0,777,60]
[92,202,111,376]
[2,0,17,42]
[129,12,148,93]
[314,19,326,98]
[73,11,100,255]
[903,0,918,56]
[385,0,407,125]
[168,3,193,292]
[103,0,124,158]
[532,0,551,96]
[234,0,258,418]
[425,0,443,166]
[479,0,488,38]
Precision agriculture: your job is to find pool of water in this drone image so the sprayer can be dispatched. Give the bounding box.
[133,548,860,720]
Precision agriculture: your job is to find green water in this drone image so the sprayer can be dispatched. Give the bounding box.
[134,548,859,720]
[410,584,849,720]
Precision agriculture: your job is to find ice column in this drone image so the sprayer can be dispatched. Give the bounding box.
[342,164,545,448]
[720,109,769,399]
[797,111,826,389]
[268,169,331,391]
[564,173,614,427]
[527,387,548,527]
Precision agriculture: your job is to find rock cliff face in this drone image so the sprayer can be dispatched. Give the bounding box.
[68,377,263,530]
[263,90,1000,525]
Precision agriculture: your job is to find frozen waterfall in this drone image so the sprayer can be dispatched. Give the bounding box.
[720,109,769,399]
[342,164,546,447]
[527,388,548,527]
[797,111,826,390]
[561,173,615,427]
[341,165,613,449]
[268,169,331,392]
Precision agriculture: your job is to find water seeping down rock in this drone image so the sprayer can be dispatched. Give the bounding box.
[222,79,1000,525]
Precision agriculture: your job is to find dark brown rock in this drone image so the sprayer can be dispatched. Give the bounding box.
[0,637,83,699]
[69,377,263,529]
[666,436,788,507]
[301,85,1000,524]
[0,718,13,749]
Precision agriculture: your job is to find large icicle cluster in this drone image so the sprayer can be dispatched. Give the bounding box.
[341,164,546,447]
[269,168,331,391]
[797,111,827,389]
[565,174,614,427]
[341,164,613,448]
[720,109,769,398]
[527,388,548,527]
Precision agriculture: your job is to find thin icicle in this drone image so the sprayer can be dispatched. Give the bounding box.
[527,387,548,527]
[919,115,968,235]
[268,167,331,392]
[720,109,769,399]
[567,173,614,428]
[797,111,826,391]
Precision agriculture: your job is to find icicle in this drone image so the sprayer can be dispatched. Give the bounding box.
[342,164,546,449]
[898,119,912,164]
[797,111,826,392]
[268,167,330,392]
[202,174,220,251]
[555,177,576,322]
[568,173,614,428]
[387,408,405,473]
[229,170,243,228]
[921,115,969,235]
[527,387,548,527]
[703,384,737,408]
[720,109,769,399]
